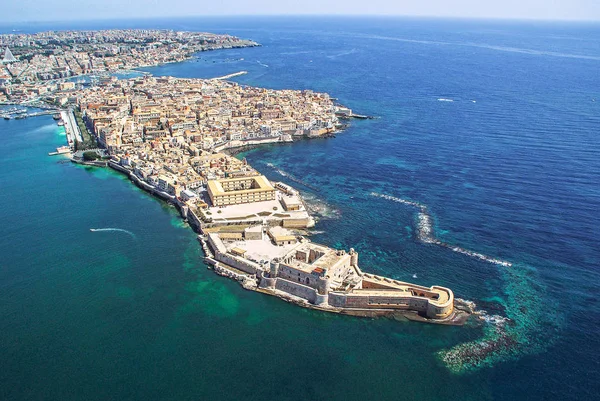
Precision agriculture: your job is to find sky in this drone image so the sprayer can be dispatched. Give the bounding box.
[2,0,600,23]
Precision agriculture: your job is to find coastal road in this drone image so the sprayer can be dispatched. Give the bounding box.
[61,109,83,144]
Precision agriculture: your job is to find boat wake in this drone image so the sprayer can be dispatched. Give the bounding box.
[90,228,136,239]
[370,192,512,267]
[267,163,320,192]
[326,48,358,59]
[256,60,269,68]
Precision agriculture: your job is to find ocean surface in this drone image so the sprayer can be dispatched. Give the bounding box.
[1,17,599,400]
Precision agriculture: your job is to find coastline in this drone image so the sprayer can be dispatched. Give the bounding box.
[1,20,596,399]
[6,32,467,326]
[85,136,468,326]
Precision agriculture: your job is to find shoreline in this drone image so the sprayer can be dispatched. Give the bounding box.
[41,75,464,326]
[73,139,467,327]
[20,38,464,326]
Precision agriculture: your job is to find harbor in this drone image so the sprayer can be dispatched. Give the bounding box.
[0,107,56,120]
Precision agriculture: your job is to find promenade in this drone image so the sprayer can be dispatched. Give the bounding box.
[60,109,83,144]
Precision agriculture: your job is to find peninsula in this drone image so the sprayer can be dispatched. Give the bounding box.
[0,29,465,325]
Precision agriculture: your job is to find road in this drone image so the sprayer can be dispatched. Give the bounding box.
[60,109,83,144]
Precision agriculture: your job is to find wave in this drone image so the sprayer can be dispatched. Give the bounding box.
[371,192,562,373]
[266,163,320,192]
[90,228,136,239]
[349,33,600,61]
[437,98,454,102]
[279,50,314,56]
[326,48,358,59]
[370,192,512,267]
[301,192,340,220]
[256,60,269,68]
[441,269,562,374]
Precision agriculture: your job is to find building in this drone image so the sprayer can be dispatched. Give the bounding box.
[267,226,297,246]
[2,48,17,64]
[207,175,276,206]
[205,231,455,321]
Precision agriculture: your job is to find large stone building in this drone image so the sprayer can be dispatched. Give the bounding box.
[207,175,276,206]
[205,232,455,321]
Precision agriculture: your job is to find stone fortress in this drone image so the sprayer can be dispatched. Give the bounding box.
[199,186,460,323]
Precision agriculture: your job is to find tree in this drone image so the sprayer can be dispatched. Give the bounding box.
[83,151,99,161]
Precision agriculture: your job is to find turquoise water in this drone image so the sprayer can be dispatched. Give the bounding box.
[1,17,599,400]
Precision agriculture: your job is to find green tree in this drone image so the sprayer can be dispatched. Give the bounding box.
[83,151,99,161]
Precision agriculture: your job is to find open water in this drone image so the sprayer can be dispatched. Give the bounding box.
[1,17,599,400]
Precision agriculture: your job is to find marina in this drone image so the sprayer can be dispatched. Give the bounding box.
[0,108,56,120]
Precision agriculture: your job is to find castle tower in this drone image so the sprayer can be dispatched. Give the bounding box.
[2,47,17,64]
[269,261,280,278]
[349,248,358,267]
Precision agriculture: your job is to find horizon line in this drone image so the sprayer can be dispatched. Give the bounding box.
[3,13,600,25]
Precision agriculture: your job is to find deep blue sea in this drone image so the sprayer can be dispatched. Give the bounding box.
[1,17,599,400]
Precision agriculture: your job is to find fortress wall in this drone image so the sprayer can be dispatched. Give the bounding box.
[208,233,261,274]
[361,279,399,290]
[214,252,261,274]
[187,208,202,230]
[282,218,311,228]
[214,263,250,282]
[207,233,227,255]
[328,292,349,307]
[275,278,318,303]
[426,286,454,319]
[328,291,430,313]
[277,264,319,289]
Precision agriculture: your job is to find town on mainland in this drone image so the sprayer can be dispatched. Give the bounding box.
[0,29,467,324]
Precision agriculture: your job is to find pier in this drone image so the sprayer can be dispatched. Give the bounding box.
[0,109,56,120]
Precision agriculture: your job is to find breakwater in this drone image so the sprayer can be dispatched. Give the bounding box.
[370,192,512,267]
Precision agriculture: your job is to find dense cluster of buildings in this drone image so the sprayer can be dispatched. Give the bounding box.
[0,28,459,323]
[79,75,338,155]
[0,29,258,103]
[63,74,337,230]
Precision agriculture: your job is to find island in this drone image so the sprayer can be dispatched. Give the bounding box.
[0,30,467,325]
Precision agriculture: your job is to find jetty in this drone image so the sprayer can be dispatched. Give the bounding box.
[0,108,56,120]
[48,145,72,156]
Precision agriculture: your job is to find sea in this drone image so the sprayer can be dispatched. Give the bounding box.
[1,16,599,401]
